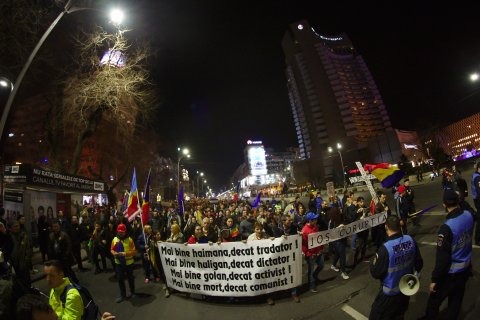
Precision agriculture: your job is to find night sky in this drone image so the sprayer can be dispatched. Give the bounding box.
[126,0,480,190]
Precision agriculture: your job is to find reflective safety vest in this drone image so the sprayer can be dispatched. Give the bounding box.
[382,235,416,296]
[445,211,473,274]
[111,236,136,265]
[472,172,480,199]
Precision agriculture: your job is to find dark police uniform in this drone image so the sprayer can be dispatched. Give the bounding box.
[472,169,480,245]
[369,233,423,320]
[424,207,474,319]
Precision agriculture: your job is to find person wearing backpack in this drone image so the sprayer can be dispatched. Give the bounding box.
[17,294,116,320]
[44,260,84,320]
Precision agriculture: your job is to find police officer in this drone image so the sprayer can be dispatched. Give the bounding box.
[369,215,423,320]
[423,189,474,319]
[472,161,480,245]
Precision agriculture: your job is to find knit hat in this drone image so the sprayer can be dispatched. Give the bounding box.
[117,223,127,233]
[397,185,406,194]
[305,212,319,221]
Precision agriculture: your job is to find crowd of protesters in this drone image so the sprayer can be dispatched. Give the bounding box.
[0,188,396,315]
[0,203,128,319]
[1,163,479,319]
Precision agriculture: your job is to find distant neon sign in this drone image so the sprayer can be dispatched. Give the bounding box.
[247,145,267,176]
[404,144,419,150]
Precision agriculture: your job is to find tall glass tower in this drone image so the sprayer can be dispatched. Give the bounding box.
[283,20,394,181]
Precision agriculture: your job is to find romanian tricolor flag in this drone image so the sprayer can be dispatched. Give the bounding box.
[141,169,152,225]
[364,163,405,189]
[121,190,129,215]
[230,226,240,238]
[127,168,141,222]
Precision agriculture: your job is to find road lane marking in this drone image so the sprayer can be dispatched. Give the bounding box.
[420,241,480,249]
[341,305,368,320]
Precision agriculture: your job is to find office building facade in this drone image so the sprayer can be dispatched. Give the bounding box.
[444,113,480,160]
[282,20,396,183]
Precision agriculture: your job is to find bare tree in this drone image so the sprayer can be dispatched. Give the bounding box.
[1,1,162,202]
[62,26,156,174]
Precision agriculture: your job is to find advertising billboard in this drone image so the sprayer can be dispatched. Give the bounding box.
[247,144,267,176]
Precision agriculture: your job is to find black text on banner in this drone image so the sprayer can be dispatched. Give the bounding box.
[159,235,302,296]
[308,212,388,249]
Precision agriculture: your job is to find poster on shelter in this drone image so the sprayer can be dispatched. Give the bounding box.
[28,190,57,223]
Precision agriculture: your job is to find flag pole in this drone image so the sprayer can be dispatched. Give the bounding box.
[138,168,151,261]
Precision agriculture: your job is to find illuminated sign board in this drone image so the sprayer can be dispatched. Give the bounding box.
[247,140,263,145]
[403,144,419,150]
[247,145,267,176]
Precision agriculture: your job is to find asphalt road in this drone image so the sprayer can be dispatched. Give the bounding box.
[33,172,480,320]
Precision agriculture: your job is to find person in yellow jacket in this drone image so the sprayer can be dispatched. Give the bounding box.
[17,294,116,320]
[44,260,83,320]
[110,223,137,303]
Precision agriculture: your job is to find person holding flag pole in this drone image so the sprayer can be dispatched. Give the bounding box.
[111,168,140,303]
[137,169,155,283]
[178,185,185,219]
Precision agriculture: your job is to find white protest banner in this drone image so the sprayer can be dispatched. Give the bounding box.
[308,212,388,249]
[159,235,302,296]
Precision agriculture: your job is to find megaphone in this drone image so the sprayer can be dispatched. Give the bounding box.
[399,274,420,296]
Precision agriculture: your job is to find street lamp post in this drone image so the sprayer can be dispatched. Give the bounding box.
[177,148,190,197]
[0,1,124,140]
[328,143,346,190]
[196,171,204,197]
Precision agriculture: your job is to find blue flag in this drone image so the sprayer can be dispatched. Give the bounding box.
[252,192,261,208]
[178,185,184,216]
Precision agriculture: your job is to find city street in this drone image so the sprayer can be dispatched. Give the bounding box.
[3,3,480,320]
[33,174,480,320]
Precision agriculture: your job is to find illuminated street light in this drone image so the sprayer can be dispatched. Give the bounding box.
[109,8,125,25]
[196,172,204,197]
[0,78,13,91]
[328,143,346,190]
[177,147,190,197]
[470,73,479,82]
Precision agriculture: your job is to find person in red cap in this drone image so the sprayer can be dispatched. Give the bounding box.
[110,223,137,303]
[394,185,409,234]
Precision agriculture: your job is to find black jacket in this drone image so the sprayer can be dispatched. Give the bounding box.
[67,223,84,247]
